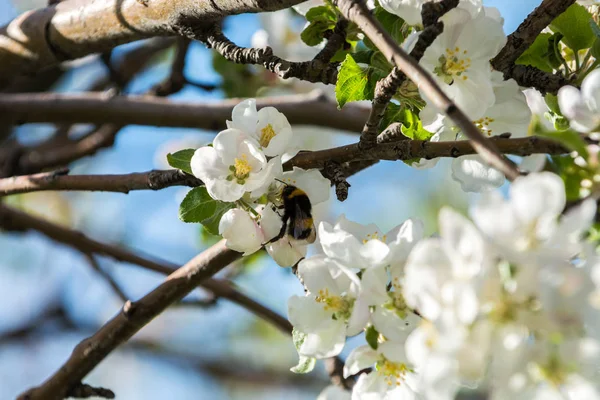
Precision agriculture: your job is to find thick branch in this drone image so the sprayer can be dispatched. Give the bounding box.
[15,236,239,400]
[0,0,305,86]
[0,91,369,133]
[335,0,521,181]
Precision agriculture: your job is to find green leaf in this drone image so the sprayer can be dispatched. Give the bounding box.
[550,4,595,50]
[546,32,566,70]
[363,6,406,50]
[301,6,337,46]
[201,201,236,235]
[381,103,433,141]
[167,149,195,175]
[591,19,600,39]
[516,33,554,73]
[365,325,379,350]
[179,187,235,235]
[336,54,386,108]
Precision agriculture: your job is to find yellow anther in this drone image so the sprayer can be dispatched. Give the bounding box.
[259,123,277,148]
[233,154,252,178]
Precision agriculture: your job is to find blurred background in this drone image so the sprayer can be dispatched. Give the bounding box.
[0,1,539,399]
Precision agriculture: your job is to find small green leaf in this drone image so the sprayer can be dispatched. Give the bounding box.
[544,93,561,115]
[179,187,235,234]
[202,201,236,235]
[301,6,337,46]
[591,19,600,39]
[550,4,595,50]
[335,54,386,108]
[516,33,554,73]
[167,149,195,175]
[365,325,379,350]
[290,355,317,374]
[381,103,433,141]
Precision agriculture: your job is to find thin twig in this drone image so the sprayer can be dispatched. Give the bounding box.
[335,0,521,181]
[83,253,128,302]
[149,38,192,96]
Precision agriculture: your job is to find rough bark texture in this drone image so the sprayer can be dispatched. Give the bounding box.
[0,0,305,86]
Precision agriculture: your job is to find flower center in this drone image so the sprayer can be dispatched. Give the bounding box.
[532,353,574,387]
[385,277,409,317]
[433,47,471,84]
[315,288,354,320]
[227,154,253,184]
[376,356,411,387]
[362,231,387,244]
[473,116,496,136]
[259,123,277,148]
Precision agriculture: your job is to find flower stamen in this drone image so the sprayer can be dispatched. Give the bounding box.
[259,124,277,148]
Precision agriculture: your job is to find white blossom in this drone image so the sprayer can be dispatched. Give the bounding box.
[379,0,482,27]
[227,99,294,157]
[319,216,424,270]
[471,172,596,266]
[344,341,420,400]
[219,208,264,255]
[420,7,506,118]
[287,255,369,358]
[558,69,600,133]
[190,129,281,202]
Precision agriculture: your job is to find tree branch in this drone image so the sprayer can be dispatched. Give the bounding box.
[0,136,568,196]
[334,0,522,181]
[358,0,455,148]
[491,0,575,93]
[0,91,369,133]
[0,0,306,86]
[201,27,339,85]
[492,0,576,73]
[0,203,291,334]
[13,236,240,400]
[0,168,202,196]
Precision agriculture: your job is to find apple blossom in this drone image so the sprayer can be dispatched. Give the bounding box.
[344,341,420,400]
[420,7,506,118]
[190,129,282,202]
[558,69,600,133]
[227,99,294,157]
[319,215,424,270]
[218,208,264,255]
[287,255,369,358]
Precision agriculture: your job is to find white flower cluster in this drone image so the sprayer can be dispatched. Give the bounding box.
[294,172,600,400]
[190,99,330,266]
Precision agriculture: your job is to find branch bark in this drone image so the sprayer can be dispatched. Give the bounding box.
[0,91,369,133]
[334,0,521,181]
[491,0,575,93]
[0,0,305,86]
[0,136,568,196]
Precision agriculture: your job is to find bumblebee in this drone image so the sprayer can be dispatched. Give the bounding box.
[266,183,316,244]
